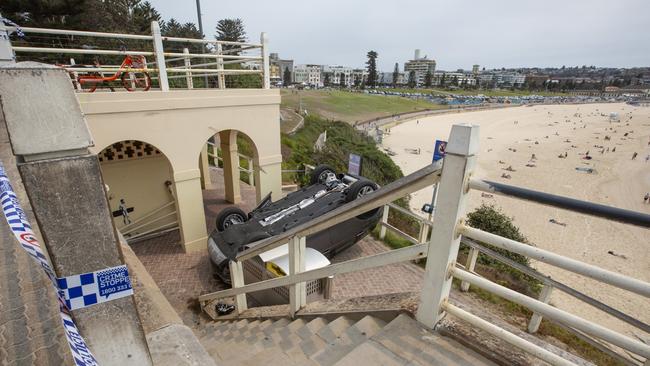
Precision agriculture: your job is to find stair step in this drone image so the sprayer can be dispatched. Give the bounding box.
[296,317,330,341]
[275,318,307,337]
[316,316,355,344]
[345,314,496,366]
[263,318,291,335]
[311,316,386,366]
[239,347,305,366]
[333,341,407,366]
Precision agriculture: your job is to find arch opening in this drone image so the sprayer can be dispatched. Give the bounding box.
[98,140,178,242]
[199,130,261,233]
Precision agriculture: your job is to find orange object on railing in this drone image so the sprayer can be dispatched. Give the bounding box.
[76,55,151,92]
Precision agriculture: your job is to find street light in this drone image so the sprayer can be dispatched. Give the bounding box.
[195,0,209,88]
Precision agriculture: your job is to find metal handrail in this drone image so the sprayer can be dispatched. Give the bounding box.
[469,178,650,228]
[236,163,442,261]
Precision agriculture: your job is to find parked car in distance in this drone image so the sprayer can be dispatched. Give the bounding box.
[207,164,381,285]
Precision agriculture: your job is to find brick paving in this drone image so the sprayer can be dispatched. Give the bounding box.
[330,237,424,299]
[130,168,255,326]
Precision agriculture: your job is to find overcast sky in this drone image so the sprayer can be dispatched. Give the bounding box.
[148,0,649,72]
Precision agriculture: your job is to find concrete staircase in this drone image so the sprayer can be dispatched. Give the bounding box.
[198,314,496,366]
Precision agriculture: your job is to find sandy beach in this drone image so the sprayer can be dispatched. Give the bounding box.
[382,102,650,338]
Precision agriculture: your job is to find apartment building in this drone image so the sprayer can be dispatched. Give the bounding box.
[269,53,294,85]
[293,64,322,87]
[322,65,353,87]
[404,49,437,86]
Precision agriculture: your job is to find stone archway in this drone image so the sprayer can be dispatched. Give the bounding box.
[97,140,176,241]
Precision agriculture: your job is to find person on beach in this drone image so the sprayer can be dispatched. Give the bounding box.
[549,218,567,226]
[632,152,638,160]
[644,193,650,203]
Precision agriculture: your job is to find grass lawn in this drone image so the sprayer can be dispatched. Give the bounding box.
[281,89,446,124]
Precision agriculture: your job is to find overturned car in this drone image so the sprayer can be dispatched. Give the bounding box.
[208,165,381,288]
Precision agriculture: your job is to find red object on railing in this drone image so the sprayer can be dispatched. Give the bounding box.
[76,55,151,92]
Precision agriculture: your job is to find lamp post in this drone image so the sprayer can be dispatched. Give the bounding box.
[195,0,209,88]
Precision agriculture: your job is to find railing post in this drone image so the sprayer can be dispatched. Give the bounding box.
[216,43,225,89]
[416,123,480,328]
[417,222,428,244]
[150,21,169,91]
[229,260,248,313]
[528,284,554,333]
[379,204,389,239]
[0,14,15,64]
[261,32,270,89]
[69,58,82,91]
[460,247,479,291]
[248,157,255,186]
[183,47,193,89]
[289,235,306,317]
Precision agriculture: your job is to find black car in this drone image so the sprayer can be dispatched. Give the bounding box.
[208,165,381,284]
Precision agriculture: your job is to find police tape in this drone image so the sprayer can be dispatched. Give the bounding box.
[58,264,134,311]
[0,160,101,366]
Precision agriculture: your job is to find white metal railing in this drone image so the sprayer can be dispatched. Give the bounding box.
[197,123,650,365]
[1,21,270,91]
[205,141,255,187]
[119,200,178,242]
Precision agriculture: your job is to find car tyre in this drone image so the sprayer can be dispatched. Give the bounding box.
[346,179,380,219]
[216,207,247,231]
[310,164,336,185]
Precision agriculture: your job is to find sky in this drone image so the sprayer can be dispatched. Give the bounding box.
[148,0,650,72]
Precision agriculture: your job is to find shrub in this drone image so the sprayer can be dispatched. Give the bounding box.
[464,204,542,295]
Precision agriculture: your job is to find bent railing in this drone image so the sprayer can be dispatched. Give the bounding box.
[1,22,270,91]
[198,123,650,365]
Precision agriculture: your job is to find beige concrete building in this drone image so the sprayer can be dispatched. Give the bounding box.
[78,89,282,252]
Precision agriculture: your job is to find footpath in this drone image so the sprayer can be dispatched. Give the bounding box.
[355,103,517,131]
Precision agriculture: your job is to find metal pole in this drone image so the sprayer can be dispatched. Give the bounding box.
[195,0,209,88]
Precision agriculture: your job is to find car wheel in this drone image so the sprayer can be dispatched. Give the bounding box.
[346,179,380,219]
[310,164,336,185]
[216,207,247,231]
[345,179,378,202]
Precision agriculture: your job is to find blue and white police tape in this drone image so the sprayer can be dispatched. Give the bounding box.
[0,16,25,38]
[58,264,133,311]
[0,160,99,366]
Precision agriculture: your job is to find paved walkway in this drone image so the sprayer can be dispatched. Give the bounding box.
[330,237,423,299]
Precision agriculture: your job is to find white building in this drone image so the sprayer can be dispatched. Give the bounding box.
[352,69,368,86]
[293,64,323,87]
[477,72,526,87]
[322,65,353,87]
[379,72,407,85]
[404,49,437,86]
[434,72,476,87]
